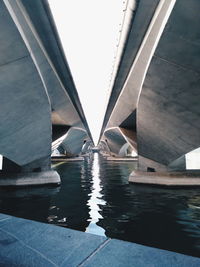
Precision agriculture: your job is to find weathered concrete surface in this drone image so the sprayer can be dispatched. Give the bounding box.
[20,0,90,129]
[0,0,92,184]
[129,171,200,187]
[100,0,175,158]
[137,0,200,171]
[0,171,60,186]
[5,0,92,137]
[0,213,200,266]
[102,127,136,157]
[100,0,200,177]
[82,140,93,154]
[100,0,161,137]
[58,128,90,156]
[52,127,90,157]
[0,0,51,167]
[0,213,106,267]
[99,141,111,155]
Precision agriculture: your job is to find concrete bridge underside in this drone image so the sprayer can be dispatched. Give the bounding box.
[0,0,93,185]
[100,0,200,185]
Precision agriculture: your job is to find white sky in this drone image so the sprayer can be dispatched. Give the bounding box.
[48,0,125,144]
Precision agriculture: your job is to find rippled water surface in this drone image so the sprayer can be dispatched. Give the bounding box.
[1,153,200,257]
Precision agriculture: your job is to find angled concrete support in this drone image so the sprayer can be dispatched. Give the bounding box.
[82,140,93,154]
[136,0,200,169]
[100,0,175,159]
[101,127,137,157]
[100,0,200,186]
[0,1,60,186]
[58,127,90,157]
[129,0,200,185]
[0,0,94,185]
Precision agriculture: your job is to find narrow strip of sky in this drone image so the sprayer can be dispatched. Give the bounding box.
[49,0,125,144]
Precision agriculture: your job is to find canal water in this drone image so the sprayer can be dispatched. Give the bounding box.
[0,153,200,258]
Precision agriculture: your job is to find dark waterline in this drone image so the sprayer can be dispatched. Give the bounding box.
[0,153,200,257]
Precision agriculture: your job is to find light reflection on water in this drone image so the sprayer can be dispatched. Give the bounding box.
[85,153,106,236]
[0,153,200,257]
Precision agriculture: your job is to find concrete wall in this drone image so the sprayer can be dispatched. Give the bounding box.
[0,0,92,175]
[101,0,160,137]
[0,1,51,169]
[100,0,169,157]
[58,128,89,156]
[137,0,200,171]
[102,127,136,156]
[100,0,200,172]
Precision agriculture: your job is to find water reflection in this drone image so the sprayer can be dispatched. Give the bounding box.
[0,186,59,222]
[48,161,91,231]
[0,154,200,257]
[85,153,106,236]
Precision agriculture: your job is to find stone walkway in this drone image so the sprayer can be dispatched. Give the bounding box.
[0,213,200,266]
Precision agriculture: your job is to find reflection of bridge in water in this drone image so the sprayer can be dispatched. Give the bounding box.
[1,154,200,258]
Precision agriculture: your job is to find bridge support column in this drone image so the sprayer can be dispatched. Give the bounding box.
[129,171,200,187]
[129,156,200,187]
[0,156,60,186]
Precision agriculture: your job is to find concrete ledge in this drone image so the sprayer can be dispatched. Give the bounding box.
[0,213,200,266]
[129,170,200,187]
[107,156,138,162]
[99,153,110,158]
[0,170,60,186]
[51,156,84,162]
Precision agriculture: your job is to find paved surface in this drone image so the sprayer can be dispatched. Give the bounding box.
[0,213,200,266]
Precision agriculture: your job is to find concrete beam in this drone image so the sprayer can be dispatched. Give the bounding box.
[4,0,92,133]
[100,0,176,163]
[0,1,51,167]
[100,0,162,136]
[137,0,200,170]
[102,127,137,157]
[0,1,92,184]
[101,0,200,187]
[58,127,90,156]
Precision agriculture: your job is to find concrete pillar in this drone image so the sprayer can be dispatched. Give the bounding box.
[0,1,60,186]
[129,0,200,186]
[58,128,89,157]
